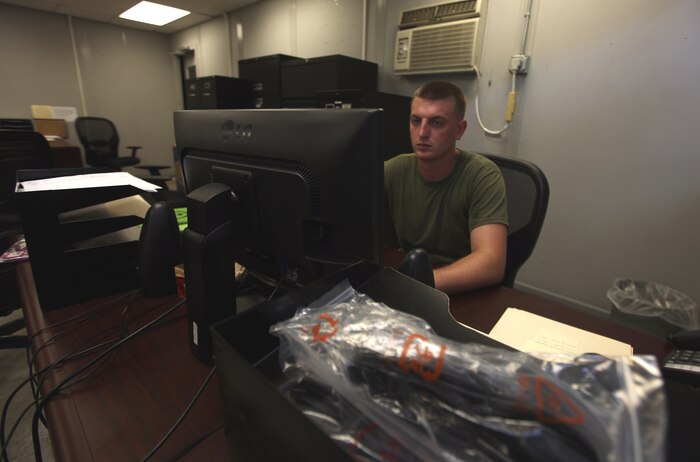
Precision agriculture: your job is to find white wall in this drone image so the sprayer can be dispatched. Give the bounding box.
[0,3,179,167]
[0,5,81,138]
[171,0,365,75]
[172,15,232,78]
[71,18,180,166]
[513,0,700,311]
[0,5,80,107]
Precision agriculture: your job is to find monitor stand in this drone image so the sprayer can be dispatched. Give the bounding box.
[183,183,237,365]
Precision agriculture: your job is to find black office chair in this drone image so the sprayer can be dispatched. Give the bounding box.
[74,116,145,170]
[0,130,52,237]
[0,130,52,349]
[75,116,144,170]
[482,153,549,288]
[74,116,178,191]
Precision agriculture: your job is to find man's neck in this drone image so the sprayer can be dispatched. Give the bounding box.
[417,149,459,182]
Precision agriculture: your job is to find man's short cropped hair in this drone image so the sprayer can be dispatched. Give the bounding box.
[413,81,467,120]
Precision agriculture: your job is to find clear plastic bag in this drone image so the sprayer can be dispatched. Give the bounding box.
[607,278,699,330]
[270,282,667,462]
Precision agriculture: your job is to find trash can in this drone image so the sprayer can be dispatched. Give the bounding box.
[607,278,699,337]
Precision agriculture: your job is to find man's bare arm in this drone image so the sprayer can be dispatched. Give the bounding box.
[433,223,507,294]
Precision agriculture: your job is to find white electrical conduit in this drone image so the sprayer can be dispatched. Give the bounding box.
[472,0,533,136]
[473,65,517,136]
[520,0,535,55]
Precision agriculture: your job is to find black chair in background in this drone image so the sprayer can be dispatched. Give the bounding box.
[75,116,142,170]
[74,116,177,192]
[0,118,34,131]
[0,130,52,237]
[0,130,53,349]
[482,153,549,288]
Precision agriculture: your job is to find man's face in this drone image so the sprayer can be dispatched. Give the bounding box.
[409,96,467,163]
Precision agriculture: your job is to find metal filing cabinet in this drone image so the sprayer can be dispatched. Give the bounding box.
[239,54,302,108]
[281,55,378,108]
[316,90,412,160]
[185,76,255,109]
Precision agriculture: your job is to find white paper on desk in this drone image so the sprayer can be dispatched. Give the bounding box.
[15,172,161,193]
[489,308,633,356]
[51,106,78,123]
[449,315,490,336]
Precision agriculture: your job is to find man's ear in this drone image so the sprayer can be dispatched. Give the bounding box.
[456,119,467,140]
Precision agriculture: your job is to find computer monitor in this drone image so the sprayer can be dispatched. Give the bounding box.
[173,108,385,288]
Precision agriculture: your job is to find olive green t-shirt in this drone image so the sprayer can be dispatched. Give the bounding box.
[384,150,508,265]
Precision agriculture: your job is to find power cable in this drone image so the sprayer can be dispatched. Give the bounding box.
[2,302,184,462]
[30,298,186,462]
[140,366,217,462]
[472,65,517,136]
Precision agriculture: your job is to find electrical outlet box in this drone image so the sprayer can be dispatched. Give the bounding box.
[509,54,529,74]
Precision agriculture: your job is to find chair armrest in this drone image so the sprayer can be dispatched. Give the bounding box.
[126,146,142,157]
[136,165,171,176]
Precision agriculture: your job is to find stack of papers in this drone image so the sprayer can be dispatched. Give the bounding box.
[489,308,633,356]
[16,172,161,193]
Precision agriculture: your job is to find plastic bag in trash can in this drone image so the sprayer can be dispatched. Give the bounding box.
[607,278,699,330]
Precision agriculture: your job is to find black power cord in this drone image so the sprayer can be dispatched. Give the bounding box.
[1,296,183,462]
[162,424,223,462]
[26,291,141,410]
[140,365,217,462]
[30,298,186,462]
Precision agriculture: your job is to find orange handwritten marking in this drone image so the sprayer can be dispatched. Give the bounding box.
[351,422,401,462]
[398,333,447,382]
[516,375,585,425]
[311,313,338,342]
[534,376,585,424]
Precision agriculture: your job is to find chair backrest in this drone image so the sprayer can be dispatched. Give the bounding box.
[0,119,34,131]
[75,117,120,166]
[0,130,52,215]
[482,153,549,288]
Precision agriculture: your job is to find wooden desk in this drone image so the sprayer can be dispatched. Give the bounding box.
[48,139,83,168]
[382,246,670,359]
[449,285,672,359]
[16,252,687,461]
[17,262,227,461]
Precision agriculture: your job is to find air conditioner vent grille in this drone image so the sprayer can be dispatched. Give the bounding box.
[408,22,476,72]
[401,7,436,27]
[400,1,479,29]
[394,2,487,76]
[436,1,478,18]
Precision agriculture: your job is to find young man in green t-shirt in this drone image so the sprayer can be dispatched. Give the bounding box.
[384,81,508,294]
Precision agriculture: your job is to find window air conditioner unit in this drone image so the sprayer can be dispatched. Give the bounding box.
[394,0,488,75]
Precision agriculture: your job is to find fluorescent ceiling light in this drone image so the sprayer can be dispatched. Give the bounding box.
[119,1,190,26]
